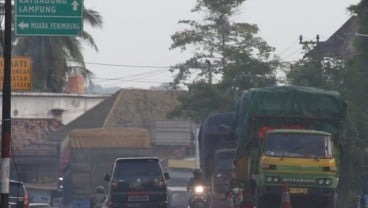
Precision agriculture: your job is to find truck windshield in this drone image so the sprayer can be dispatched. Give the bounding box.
[264,133,333,159]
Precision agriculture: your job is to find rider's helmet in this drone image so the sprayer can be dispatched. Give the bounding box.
[193,168,202,178]
[96,186,105,194]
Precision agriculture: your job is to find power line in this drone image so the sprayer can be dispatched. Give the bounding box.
[84,61,172,69]
[278,39,299,57]
[282,49,302,61]
[92,68,170,81]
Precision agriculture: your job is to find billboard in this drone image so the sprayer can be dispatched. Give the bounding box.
[0,57,32,91]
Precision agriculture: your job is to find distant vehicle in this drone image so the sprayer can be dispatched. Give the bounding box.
[168,186,189,208]
[1,180,30,208]
[212,148,236,193]
[198,112,237,195]
[104,157,170,208]
[29,203,51,208]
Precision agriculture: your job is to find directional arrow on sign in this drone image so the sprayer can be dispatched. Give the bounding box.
[16,0,83,36]
[18,22,29,29]
[71,0,80,11]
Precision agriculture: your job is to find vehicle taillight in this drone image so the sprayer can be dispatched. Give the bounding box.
[23,194,29,208]
[111,179,118,190]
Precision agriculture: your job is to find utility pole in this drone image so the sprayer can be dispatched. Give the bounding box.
[299,34,320,47]
[1,0,12,208]
[205,59,212,85]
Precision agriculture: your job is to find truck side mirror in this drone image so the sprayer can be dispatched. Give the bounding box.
[104,174,111,182]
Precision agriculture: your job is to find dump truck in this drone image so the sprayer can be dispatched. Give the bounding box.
[198,112,237,195]
[233,86,347,208]
[59,127,151,208]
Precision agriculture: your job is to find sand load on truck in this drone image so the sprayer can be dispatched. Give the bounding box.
[235,85,347,147]
[60,127,151,197]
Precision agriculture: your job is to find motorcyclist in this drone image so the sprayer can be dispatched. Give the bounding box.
[91,186,107,208]
[187,169,206,191]
[187,169,209,208]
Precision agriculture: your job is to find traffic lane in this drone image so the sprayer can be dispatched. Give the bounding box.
[210,194,233,208]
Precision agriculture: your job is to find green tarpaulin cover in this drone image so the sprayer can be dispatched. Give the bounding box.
[235,86,347,145]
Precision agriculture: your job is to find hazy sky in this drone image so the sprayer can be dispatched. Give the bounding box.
[82,0,359,89]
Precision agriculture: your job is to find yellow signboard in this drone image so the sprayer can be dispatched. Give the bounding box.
[0,57,32,90]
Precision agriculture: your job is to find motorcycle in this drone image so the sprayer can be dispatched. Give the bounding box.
[188,185,209,208]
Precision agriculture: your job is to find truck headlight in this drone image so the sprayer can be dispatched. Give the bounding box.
[317,178,332,186]
[266,176,273,183]
[265,176,280,183]
[273,177,280,183]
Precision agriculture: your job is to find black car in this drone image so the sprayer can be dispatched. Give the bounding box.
[0,180,29,208]
[105,157,170,208]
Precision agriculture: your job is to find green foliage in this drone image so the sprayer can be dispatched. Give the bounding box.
[287,0,368,198]
[167,81,235,123]
[287,42,345,91]
[169,0,279,122]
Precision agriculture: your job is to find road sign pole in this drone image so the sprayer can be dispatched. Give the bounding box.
[1,0,12,207]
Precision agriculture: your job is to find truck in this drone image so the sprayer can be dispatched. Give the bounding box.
[198,112,237,195]
[59,127,151,208]
[233,86,347,208]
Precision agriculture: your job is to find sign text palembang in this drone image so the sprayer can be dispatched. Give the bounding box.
[0,57,32,90]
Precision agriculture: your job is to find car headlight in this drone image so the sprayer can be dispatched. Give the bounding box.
[194,185,204,193]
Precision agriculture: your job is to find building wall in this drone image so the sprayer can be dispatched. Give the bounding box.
[153,120,197,146]
[0,92,110,124]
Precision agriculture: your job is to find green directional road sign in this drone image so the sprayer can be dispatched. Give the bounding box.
[15,0,83,36]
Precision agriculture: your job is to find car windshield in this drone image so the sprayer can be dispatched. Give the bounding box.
[264,133,333,158]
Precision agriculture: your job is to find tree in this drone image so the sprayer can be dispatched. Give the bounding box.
[286,42,345,91]
[169,0,279,121]
[13,9,103,92]
[167,81,234,123]
[286,1,368,198]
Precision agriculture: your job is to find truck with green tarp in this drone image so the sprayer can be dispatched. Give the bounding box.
[233,86,347,208]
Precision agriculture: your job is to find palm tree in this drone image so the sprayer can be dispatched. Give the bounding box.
[13,8,103,92]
